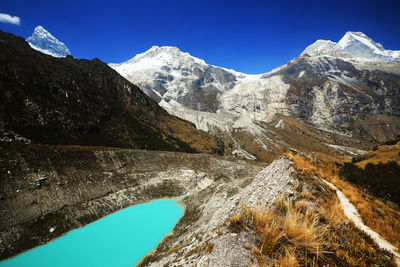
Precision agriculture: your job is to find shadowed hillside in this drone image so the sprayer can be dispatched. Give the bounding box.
[0,31,222,154]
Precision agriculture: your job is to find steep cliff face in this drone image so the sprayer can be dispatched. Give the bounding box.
[0,31,221,153]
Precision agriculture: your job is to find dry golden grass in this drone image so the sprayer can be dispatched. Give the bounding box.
[282,208,321,253]
[329,174,400,249]
[275,195,289,213]
[184,240,214,258]
[356,141,400,168]
[271,250,298,267]
[230,193,395,266]
[233,196,324,266]
[204,242,214,253]
[298,189,312,200]
[224,152,396,266]
[294,200,309,212]
[286,151,400,250]
[229,213,241,226]
[319,198,346,227]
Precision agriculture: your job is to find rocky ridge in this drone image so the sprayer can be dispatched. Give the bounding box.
[142,157,295,266]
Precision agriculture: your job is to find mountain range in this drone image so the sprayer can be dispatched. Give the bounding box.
[24,27,400,161]
[106,31,400,160]
[109,32,400,132]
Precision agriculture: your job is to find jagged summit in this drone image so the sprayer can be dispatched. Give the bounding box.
[26,26,70,58]
[301,31,400,62]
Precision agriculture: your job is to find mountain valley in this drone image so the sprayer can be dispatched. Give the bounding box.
[0,27,399,266]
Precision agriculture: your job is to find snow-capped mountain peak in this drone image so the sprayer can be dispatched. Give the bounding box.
[337,31,384,51]
[108,32,400,142]
[336,31,387,58]
[302,31,400,62]
[110,46,206,76]
[109,46,251,112]
[26,26,70,58]
[301,39,336,56]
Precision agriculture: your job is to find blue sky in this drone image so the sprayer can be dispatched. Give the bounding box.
[1,0,400,74]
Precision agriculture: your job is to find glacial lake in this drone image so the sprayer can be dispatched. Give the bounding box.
[0,198,183,267]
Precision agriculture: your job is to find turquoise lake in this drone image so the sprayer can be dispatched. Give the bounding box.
[0,198,183,267]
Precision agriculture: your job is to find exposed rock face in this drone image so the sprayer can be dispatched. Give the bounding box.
[110,32,400,143]
[0,31,221,154]
[26,26,71,58]
[223,55,400,135]
[164,107,378,162]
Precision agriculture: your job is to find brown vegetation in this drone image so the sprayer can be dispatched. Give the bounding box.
[228,190,394,266]
[354,140,400,168]
[287,152,400,250]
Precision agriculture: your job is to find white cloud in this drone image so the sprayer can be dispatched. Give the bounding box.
[0,13,21,25]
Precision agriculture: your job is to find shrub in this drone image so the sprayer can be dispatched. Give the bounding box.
[339,161,400,206]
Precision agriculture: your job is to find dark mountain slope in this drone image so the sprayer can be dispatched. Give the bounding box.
[0,31,221,153]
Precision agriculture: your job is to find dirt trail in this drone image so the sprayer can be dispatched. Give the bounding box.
[321,178,400,266]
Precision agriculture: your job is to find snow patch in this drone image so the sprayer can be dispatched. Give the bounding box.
[275,119,285,129]
[325,143,367,156]
[232,149,257,160]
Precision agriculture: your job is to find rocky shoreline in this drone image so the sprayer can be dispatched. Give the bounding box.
[0,144,262,261]
[140,157,294,266]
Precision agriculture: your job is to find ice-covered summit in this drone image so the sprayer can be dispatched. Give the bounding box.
[109,46,259,112]
[109,46,207,76]
[302,31,400,62]
[26,26,70,58]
